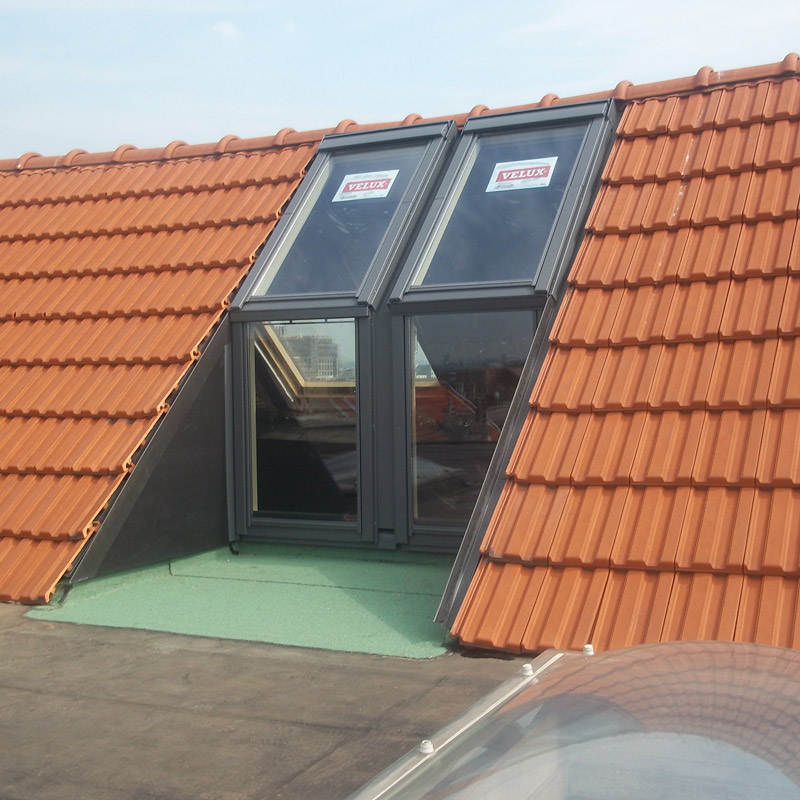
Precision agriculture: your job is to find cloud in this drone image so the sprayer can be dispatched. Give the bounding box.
[209,20,240,39]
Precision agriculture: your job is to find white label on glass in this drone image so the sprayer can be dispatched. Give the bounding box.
[332,169,399,202]
[485,157,558,192]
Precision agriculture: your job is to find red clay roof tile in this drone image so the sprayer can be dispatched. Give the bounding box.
[547,486,627,567]
[0,363,184,418]
[0,537,86,603]
[692,409,765,485]
[518,567,610,652]
[610,486,689,569]
[707,339,777,407]
[675,487,754,571]
[608,284,675,344]
[571,411,647,485]
[456,66,800,655]
[744,165,800,220]
[506,412,589,485]
[662,279,731,341]
[642,178,703,230]
[0,139,315,603]
[530,346,607,412]
[569,232,638,287]
[736,574,800,647]
[676,224,740,282]
[625,229,690,285]
[0,416,154,476]
[731,219,795,277]
[451,560,547,652]
[720,275,787,338]
[647,342,718,409]
[630,410,705,485]
[592,569,674,650]
[745,488,800,576]
[591,345,661,410]
[482,484,570,564]
[764,77,800,119]
[620,96,680,138]
[712,82,770,126]
[662,571,742,641]
[691,172,752,225]
[757,409,800,486]
[550,287,625,346]
[778,276,800,334]
[0,474,124,539]
[704,124,761,174]
[769,338,800,406]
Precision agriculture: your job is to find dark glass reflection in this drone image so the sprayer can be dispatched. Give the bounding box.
[258,146,425,296]
[412,311,534,525]
[416,125,586,286]
[251,320,357,520]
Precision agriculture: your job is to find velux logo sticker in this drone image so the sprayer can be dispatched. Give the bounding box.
[332,169,399,202]
[485,157,558,192]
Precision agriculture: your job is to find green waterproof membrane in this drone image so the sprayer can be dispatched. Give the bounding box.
[27,543,455,659]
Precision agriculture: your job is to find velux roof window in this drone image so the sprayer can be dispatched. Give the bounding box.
[231,100,616,551]
[237,122,456,313]
[391,102,614,306]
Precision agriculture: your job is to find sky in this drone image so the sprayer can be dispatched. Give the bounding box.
[1,0,799,160]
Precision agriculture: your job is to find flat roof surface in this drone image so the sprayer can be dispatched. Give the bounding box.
[0,602,523,800]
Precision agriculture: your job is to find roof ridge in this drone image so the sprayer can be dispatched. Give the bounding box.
[2,54,797,174]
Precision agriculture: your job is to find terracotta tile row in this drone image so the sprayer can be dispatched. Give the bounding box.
[510,409,800,489]
[605,120,800,185]
[0,223,273,279]
[0,537,87,602]
[619,80,788,138]
[0,265,246,321]
[0,146,312,208]
[484,482,800,576]
[0,415,158,476]
[553,277,800,347]
[0,473,124,540]
[0,183,288,242]
[0,311,220,366]
[535,337,800,412]
[453,560,800,652]
[0,363,185,418]
[572,220,800,288]
[589,164,800,234]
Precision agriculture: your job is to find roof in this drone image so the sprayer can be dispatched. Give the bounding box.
[0,139,317,602]
[452,64,800,654]
[2,54,800,615]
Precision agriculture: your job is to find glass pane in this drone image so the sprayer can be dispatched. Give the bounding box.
[411,311,533,525]
[414,124,587,286]
[254,145,425,296]
[251,320,357,521]
[358,642,800,800]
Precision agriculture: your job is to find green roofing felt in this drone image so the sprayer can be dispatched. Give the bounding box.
[26,543,456,658]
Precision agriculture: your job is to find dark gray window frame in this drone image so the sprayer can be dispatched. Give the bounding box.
[389,101,612,313]
[230,122,457,546]
[233,121,457,320]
